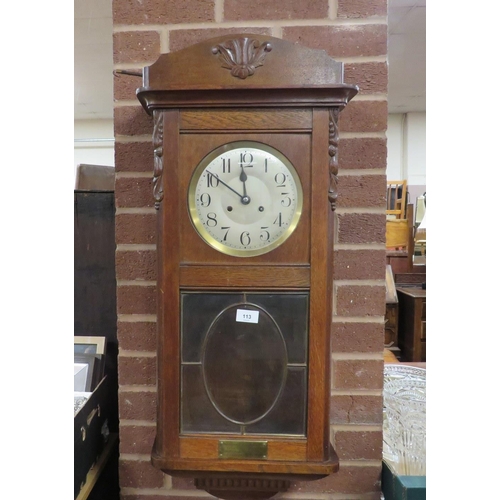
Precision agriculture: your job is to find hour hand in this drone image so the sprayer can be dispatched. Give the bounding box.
[239,165,251,202]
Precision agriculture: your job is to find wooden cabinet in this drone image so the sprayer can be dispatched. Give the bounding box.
[74,190,120,500]
[396,287,426,362]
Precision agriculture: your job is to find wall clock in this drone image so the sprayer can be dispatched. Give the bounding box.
[136,34,358,499]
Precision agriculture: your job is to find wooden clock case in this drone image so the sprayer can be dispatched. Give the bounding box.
[136,34,358,499]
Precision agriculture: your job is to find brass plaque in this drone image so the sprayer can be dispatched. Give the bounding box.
[218,440,268,460]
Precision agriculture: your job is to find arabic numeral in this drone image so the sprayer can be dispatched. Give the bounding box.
[239,152,254,168]
[207,172,220,188]
[240,231,251,246]
[273,213,283,227]
[206,212,218,227]
[274,172,286,187]
[200,193,211,207]
[221,158,231,174]
[280,193,292,207]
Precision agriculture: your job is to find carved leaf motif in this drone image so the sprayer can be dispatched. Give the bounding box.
[152,111,164,210]
[328,108,340,211]
[212,38,272,79]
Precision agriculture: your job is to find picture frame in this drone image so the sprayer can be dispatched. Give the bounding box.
[74,336,106,355]
[74,337,106,391]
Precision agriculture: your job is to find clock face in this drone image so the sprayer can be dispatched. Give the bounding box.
[188,141,303,257]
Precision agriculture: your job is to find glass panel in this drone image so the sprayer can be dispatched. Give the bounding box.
[248,293,309,364]
[246,367,307,436]
[181,293,243,362]
[203,304,287,425]
[180,292,309,436]
[181,364,239,434]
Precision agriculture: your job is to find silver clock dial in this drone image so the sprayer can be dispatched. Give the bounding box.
[188,142,303,257]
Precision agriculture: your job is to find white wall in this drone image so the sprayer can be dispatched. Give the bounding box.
[74,119,115,178]
[387,112,426,204]
[387,114,405,180]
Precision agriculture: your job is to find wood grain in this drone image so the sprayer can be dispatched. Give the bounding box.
[180,108,312,131]
[180,265,310,288]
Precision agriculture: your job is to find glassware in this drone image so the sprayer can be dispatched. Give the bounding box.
[383,366,426,476]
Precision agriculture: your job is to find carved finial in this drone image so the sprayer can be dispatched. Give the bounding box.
[212,38,272,79]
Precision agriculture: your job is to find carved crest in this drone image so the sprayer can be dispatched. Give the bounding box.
[211,38,272,79]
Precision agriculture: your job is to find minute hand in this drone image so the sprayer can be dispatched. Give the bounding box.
[207,171,245,200]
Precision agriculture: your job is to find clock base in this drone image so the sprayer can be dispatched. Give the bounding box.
[152,444,339,499]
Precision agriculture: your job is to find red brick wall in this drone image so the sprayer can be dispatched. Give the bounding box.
[113,1,387,498]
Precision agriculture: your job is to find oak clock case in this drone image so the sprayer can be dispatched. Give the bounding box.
[135,34,358,499]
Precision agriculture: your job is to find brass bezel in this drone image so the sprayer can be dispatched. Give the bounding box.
[188,141,303,257]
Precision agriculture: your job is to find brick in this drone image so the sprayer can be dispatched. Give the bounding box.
[115,142,154,173]
[224,0,328,21]
[331,395,383,425]
[115,177,155,209]
[333,249,386,280]
[119,356,157,386]
[338,137,387,171]
[331,322,385,353]
[337,0,387,19]
[114,106,154,137]
[113,0,215,25]
[119,459,165,489]
[337,213,386,244]
[115,249,157,281]
[118,321,157,352]
[113,31,161,64]
[344,61,388,94]
[333,359,384,390]
[169,27,271,52]
[334,429,383,460]
[337,174,387,209]
[119,425,156,455]
[119,390,156,421]
[335,284,386,316]
[283,24,387,58]
[172,476,197,489]
[116,213,157,245]
[339,100,388,133]
[117,285,156,315]
[290,464,381,494]
[114,69,144,102]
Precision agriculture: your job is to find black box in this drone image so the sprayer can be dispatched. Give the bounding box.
[74,375,112,499]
